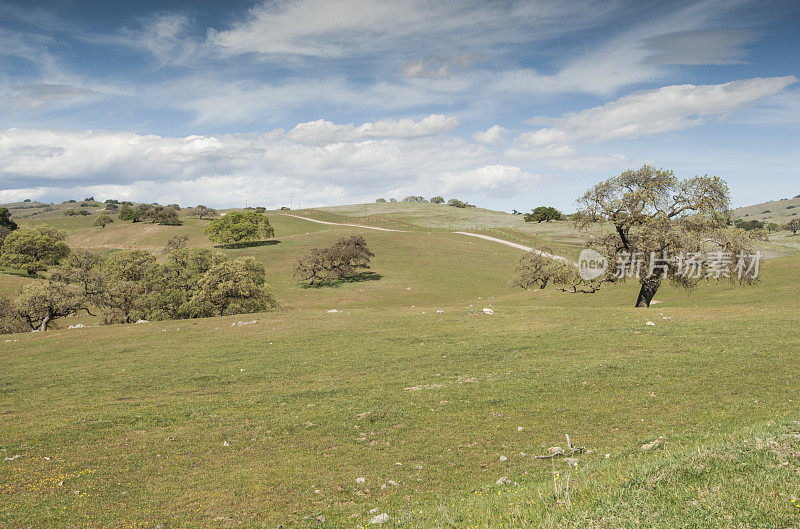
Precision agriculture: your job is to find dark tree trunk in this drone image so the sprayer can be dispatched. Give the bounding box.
[635,280,660,308]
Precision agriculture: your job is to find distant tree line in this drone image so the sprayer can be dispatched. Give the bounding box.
[374,196,475,207]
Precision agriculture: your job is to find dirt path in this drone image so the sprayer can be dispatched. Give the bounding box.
[453,232,571,262]
[282,214,571,262]
[281,214,405,232]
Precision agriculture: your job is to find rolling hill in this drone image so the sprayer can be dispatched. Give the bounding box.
[0,200,799,527]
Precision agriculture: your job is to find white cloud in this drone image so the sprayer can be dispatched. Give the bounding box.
[517,76,798,148]
[0,124,531,207]
[473,125,507,144]
[287,114,459,144]
[438,165,538,194]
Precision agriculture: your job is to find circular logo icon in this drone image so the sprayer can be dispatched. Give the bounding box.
[578,248,607,280]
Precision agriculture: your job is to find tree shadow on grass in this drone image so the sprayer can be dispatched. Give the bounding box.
[301,271,383,289]
[214,240,281,249]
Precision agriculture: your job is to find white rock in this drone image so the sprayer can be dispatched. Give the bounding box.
[369,508,380,514]
[380,484,387,490]
[369,513,390,524]
[482,308,494,315]
[355,477,366,484]
[646,321,655,326]
[387,480,398,486]
[222,441,229,447]
[436,310,444,314]
[499,455,507,462]
[327,309,339,313]
[135,319,149,324]
[496,477,511,485]
[517,426,524,432]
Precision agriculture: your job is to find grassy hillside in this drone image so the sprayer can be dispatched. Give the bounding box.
[1,202,799,527]
[731,195,800,225]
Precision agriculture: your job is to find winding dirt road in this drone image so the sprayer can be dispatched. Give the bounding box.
[282,214,571,262]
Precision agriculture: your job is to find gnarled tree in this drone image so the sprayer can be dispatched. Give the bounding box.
[294,235,374,285]
[576,166,763,307]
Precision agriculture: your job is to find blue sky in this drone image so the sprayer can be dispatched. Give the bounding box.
[0,0,798,211]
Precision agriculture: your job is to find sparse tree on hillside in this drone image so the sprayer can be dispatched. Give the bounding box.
[430,196,445,204]
[0,225,70,275]
[786,218,800,235]
[524,206,562,223]
[294,235,374,285]
[767,222,779,233]
[388,198,397,203]
[94,214,114,228]
[205,211,274,245]
[447,199,468,208]
[190,205,218,219]
[105,203,118,211]
[375,198,387,203]
[403,196,427,203]
[78,209,91,216]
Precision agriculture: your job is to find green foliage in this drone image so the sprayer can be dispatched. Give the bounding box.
[294,235,374,285]
[0,225,70,275]
[205,211,274,245]
[447,198,468,208]
[63,248,276,324]
[785,218,800,235]
[94,214,114,228]
[403,195,427,203]
[375,198,387,203]
[430,196,445,204]
[524,206,562,223]
[192,256,276,316]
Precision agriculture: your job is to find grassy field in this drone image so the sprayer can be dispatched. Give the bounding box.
[1,205,799,528]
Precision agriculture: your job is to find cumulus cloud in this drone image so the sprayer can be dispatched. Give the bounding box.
[517,76,798,148]
[287,114,459,144]
[438,165,538,194]
[473,125,507,144]
[0,124,535,207]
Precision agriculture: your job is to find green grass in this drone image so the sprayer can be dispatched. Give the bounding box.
[1,206,799,527]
